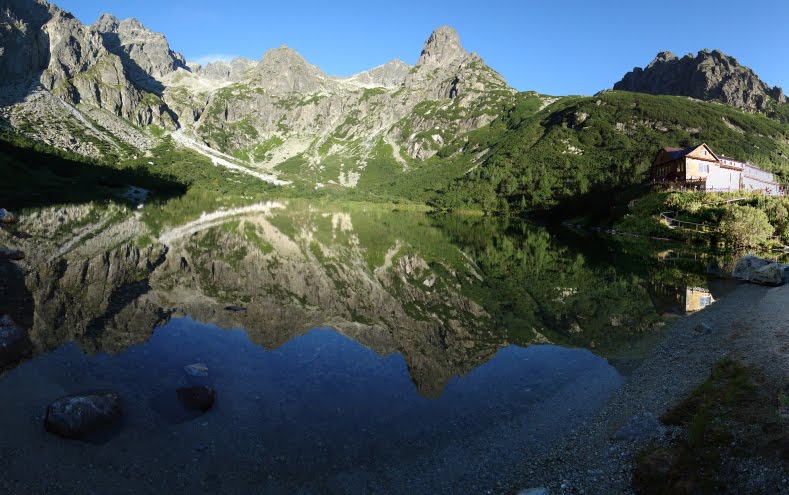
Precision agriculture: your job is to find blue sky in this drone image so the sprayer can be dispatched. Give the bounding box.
[56,0,788,95]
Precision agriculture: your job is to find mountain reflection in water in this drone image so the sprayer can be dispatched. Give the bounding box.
[0,200,734,493]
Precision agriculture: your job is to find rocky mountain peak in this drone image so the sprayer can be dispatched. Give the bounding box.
[614,49,785,112]
[416,26,468,67]
[253,46,328,94]
[93,13,120,31]
[648,51,678,67]
[259,45,311,67]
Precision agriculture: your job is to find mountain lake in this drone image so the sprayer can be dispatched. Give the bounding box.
[0,199,741,494]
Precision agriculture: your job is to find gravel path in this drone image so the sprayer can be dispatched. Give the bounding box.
[512,283,789,495]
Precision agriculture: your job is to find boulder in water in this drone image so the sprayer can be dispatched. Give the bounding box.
[176,386,216,412]
[184,363,209,377]
[45,392,123,439]
[732,254,789,286]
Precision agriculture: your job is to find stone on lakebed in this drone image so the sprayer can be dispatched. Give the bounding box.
[45,392,123,439]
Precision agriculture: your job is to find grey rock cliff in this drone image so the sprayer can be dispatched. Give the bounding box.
[614,49,785,112]
[93,13,188,91]
[0,0,52,86]
[0,0,177,156]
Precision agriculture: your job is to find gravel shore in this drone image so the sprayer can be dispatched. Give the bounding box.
[513,283,789,495]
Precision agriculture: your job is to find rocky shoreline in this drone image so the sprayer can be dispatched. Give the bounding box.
[515,282,789,495]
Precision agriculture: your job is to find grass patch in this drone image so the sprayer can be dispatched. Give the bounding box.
[634,357,788,494]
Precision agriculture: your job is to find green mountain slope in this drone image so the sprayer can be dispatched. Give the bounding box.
[423,91,789,213]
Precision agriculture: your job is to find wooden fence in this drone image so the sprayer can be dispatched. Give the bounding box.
[659,211,719,233]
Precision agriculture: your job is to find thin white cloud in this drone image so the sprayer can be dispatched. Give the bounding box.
[190,54,240,66]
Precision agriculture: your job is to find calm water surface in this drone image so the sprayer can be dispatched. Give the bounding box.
[0,200,737,494]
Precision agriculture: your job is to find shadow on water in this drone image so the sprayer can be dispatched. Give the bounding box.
[0,135,186,210]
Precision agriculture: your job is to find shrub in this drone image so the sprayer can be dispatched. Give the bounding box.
[719,205,774,247]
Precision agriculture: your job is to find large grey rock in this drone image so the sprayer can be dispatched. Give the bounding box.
[732,255,789,286]
[0,315,31,369]
[45,392,123,439]
[751,262,789,286]
[614,49,785,113]
[732,254,772,279]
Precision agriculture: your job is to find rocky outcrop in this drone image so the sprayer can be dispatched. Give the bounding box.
[44,391,123,438]
[614,50,786,112]
[93,14,188,92]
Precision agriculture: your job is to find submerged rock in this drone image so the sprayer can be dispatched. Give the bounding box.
[45,392,123,439]
[0,315,32,369]
[518,488,550,495]
[613,412,666,442]
[732,255,789,286]
[176,386,215,412]
[184,363,209,377]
